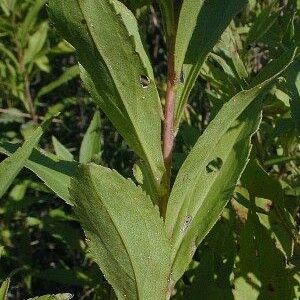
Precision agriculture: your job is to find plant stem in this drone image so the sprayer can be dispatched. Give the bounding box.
[161,34,177,218]
[13,18,38,124]
[24,72,38,123]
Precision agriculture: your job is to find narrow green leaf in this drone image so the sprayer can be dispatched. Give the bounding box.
[0,120,50,198]
[0,142,77,205]
[246,1,278,45]
[70,164,171,300]
[52,136,74,161]
[174,0,248,127]
[157,0,175,38]
[250,48,297,87]
[23,21,49,65]
[17,0,48,46]
[37,66,79,99]
[218,25,248,81]
[167,95,262,284]
[0,278,10,300]
[79,111,101,164]
[174,0,205,73]
[49,0,166,201]
[165,50,296,283]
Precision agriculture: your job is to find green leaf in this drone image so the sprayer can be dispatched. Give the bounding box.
[0,246,4,259]
[70,164,171,300]
[250,48,298,87]
[0,142,77,205]
[36,66,79,99]
[174,0,205,73]
[0,120,50,198]
[166,92,262,285]
[246,1,278,45]
[184,248,232,300]
[17,0,48,46]
[157,0,175,38]
[79,111,101,164]
[0,278,10,300]
[28,293,73,300]
[23,21,49,65]
[174,0,248,127]
[233,203,299,300]
[165,50,296,283]
[217,25,248,81]
[52,136,74,161]
[241,159,297,258]
[242,160,285,202]
[49,0,166,202]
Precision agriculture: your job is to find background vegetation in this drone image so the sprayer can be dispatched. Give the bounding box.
[0,0,299,299]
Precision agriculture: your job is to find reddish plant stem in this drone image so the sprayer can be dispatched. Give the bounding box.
[161,35,177,218]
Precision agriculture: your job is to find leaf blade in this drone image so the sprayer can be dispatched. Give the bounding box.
[48,0,166,201]
[0,142,76,205]
[79,111,101,164]
[52,136,74,161]
[174,0,248,127]
[166,49,297,283]
[70,164,171,300]
[0,121,49,198]
[0,278,10,300]
[37,65,79,99]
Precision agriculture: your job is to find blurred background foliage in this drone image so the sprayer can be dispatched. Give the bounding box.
[0,0,300,299]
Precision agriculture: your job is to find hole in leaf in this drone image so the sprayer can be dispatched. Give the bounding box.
[181,215,192,233]
[139,75,150,88]
[206,157,223,173]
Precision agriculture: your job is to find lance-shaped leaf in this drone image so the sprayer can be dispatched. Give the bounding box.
[165,49,296,283]
[0,142,77,205]
[17,0,48,46]
[48,0,165,201]
[23,21,49,65]
[174,0,205,73]
[70,164,171,300]
[52,136,74,161]
[166,94,262,284]
[0,278,10,300]
[0,119,51,198]
[37,65,79,99]
[157,0,175,38]
[79,111,101,164]
[174,0,248,127]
